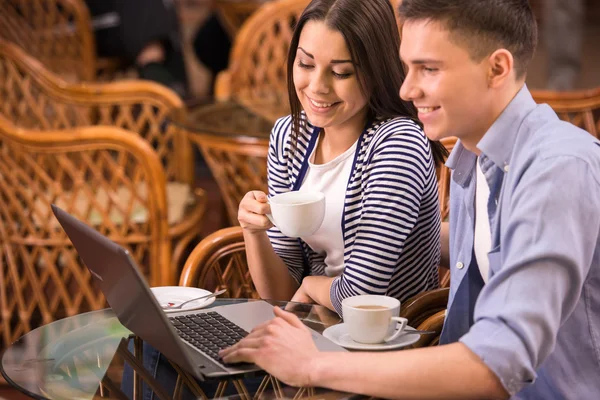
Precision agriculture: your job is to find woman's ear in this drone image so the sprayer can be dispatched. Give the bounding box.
[486,49,514,88]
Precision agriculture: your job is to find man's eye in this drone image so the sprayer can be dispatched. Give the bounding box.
[423,67,438,73]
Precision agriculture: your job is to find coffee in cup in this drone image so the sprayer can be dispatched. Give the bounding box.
[342,295,408,344]
[267,191,325,238]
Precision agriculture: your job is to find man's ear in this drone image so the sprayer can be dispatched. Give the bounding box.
[486,49,514,88]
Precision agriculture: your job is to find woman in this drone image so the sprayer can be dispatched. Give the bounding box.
[239,0,446,316]
[123,0,445,397]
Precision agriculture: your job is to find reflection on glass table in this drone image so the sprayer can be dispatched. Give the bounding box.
[176,101,276,140]
[0,298,356,400]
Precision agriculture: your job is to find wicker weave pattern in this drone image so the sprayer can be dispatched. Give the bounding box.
[532,87,600,139]
[188,133,268,226]
[0,0,97,82]
[0,117,170,350]
[215,0,270,39]
[216,0,310,122]
[0,40,192,185]
[180,227,258,299]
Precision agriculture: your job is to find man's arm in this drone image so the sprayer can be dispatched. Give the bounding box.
[220,307,508,399]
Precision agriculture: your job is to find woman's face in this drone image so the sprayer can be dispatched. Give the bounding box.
[293,20,369,135]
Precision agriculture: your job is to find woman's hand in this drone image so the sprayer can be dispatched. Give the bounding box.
[290,284,315,304]
[238,191,273,233]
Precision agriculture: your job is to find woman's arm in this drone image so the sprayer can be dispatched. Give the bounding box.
[239,191,299,300]
[240,116,305,300]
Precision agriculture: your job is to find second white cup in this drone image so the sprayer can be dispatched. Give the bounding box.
[267,191,325,238]
[342,295,408,344]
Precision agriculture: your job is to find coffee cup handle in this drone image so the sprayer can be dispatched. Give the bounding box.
[384,317,408,342]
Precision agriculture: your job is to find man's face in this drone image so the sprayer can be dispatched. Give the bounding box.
[400,20,494,144]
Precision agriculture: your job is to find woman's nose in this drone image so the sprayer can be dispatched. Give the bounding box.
[309,71,331,95]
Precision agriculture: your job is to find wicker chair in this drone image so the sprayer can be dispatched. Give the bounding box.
[215,0,271,39]
[532,87,600,139]
[400,288,449,348]
[412,309,446,348]
[0,0,123,82]
[188,133,269,226]
[0,39,206,275]
[179,226,259,299]
[0,116,170,350]
[214,0,310,123]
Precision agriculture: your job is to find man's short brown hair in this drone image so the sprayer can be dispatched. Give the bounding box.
[398,0,538,79]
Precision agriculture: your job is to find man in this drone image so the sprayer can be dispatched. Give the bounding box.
[220,1,600,398]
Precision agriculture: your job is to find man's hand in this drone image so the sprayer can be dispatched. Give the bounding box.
[219,307,319,387]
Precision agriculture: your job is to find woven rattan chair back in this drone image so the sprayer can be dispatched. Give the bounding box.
[0,0,98,82]
[0,38,204,275]
[215,0,310,122]
[0,116,170,350]
[0,39,193,185]
[190,133,269,226]
[180,227,258,299]
[215,0,270,39]
[532,87,600,139]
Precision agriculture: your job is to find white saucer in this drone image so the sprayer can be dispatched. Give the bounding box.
[151,286,216,314]
[322,323,420,351]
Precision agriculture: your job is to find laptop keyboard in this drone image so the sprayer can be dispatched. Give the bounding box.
[169,311,249,364]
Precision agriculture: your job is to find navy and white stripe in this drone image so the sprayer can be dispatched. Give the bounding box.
[267,114,441,316]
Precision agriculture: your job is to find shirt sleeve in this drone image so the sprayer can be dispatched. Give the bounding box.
[265,116,306,284]
[330,119,436,315]
[460,155,600,395]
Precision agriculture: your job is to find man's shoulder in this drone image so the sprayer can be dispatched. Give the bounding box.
[516,106,600,170]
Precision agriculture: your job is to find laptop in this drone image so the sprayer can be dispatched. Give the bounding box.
[51,204,346,380]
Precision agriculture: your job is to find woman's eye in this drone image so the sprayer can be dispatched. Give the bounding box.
[423,67,438,73]
[297,61,313,69]
[332,71,352,79]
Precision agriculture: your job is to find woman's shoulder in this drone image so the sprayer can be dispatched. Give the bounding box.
[370,116,425,137]
[366,116,428,148]
[271,115,293,137]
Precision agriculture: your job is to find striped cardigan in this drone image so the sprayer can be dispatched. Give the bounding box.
[267,114,441,315]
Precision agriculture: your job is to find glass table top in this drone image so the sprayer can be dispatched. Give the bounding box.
[1,299,342,400]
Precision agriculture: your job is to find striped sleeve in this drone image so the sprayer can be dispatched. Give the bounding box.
[265,116,306,284]
[330,118,436,315]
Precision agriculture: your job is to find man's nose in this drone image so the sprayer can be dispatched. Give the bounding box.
[400,72,420,101]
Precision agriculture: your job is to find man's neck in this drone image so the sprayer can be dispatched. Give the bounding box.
[461,82,526,154]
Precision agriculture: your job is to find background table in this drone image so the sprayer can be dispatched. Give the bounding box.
[1,298,354,400]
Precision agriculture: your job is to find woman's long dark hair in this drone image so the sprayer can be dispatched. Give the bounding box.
[286,0,447,166]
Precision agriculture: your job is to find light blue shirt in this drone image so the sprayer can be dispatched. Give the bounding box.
[442,85,600,398]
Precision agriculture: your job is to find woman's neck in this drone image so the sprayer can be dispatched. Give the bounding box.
[312,109,368,165]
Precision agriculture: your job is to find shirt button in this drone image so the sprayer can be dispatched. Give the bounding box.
[503,164,510,172]
[456,262,464,269]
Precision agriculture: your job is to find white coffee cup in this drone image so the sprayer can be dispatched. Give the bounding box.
[267,191,326,238]
[342,295,408,344]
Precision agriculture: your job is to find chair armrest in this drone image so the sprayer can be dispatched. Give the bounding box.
[400,287,449,327]
[214,70,232,102]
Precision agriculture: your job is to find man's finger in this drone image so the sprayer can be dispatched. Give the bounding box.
[221,347,259,364]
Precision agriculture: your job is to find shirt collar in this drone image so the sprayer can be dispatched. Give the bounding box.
[446,85,537,186]
[477,84,537,169]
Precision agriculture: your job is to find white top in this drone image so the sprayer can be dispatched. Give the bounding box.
[474,158,492,283]
[300,134,357,277]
